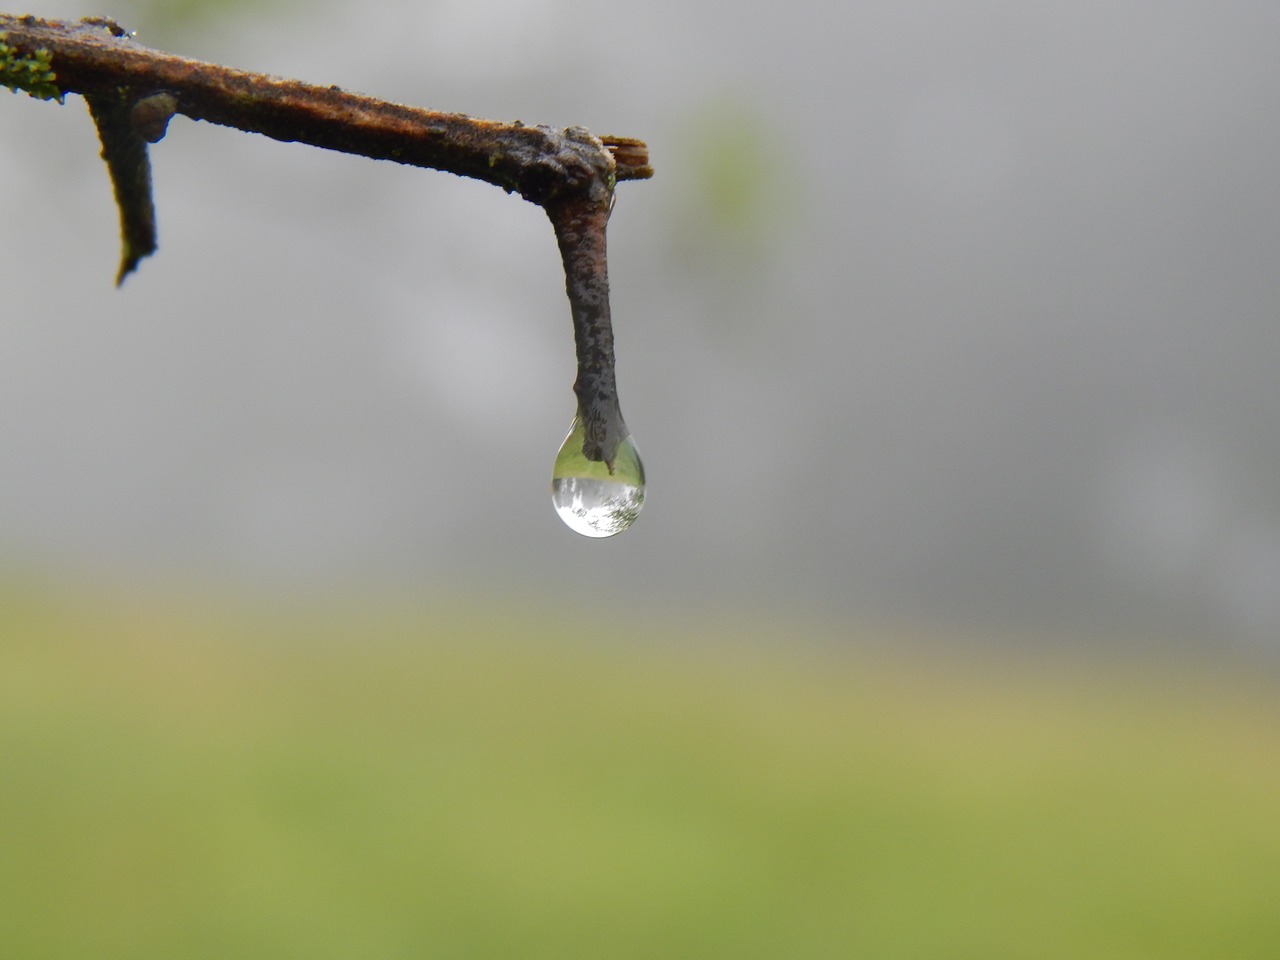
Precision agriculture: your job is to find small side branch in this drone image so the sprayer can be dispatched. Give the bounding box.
[83,91,162,283]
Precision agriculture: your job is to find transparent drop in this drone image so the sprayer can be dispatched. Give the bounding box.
[551,417,645,538]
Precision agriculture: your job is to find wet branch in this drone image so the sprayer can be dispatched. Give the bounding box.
[2,13,651,470]
[0,13,652,283]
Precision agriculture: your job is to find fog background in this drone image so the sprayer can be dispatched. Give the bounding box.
[3,0,1280,647]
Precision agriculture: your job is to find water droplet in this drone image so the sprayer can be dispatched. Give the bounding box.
[551,417,645,537]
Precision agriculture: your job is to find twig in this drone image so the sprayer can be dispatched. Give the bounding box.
[1,13,651,469]
[547,195,629,468]
[1,14,651,280]
[82,91,161,283]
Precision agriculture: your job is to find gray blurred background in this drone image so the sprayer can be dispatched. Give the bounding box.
[3,0,1279,647]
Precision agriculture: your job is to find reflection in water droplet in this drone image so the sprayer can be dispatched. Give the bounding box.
[551,417,645,537]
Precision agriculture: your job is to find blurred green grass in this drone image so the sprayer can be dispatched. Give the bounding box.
[1,582,1278,959]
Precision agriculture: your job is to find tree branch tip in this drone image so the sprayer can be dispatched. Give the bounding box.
[604,137,653,181]
[115,253,145,287]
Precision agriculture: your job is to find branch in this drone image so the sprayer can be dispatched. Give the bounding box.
[548,194,629,468]
[1,13,651,476]
[0,14,652,280]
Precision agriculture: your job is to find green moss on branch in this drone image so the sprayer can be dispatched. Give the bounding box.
[0,33,61,101]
